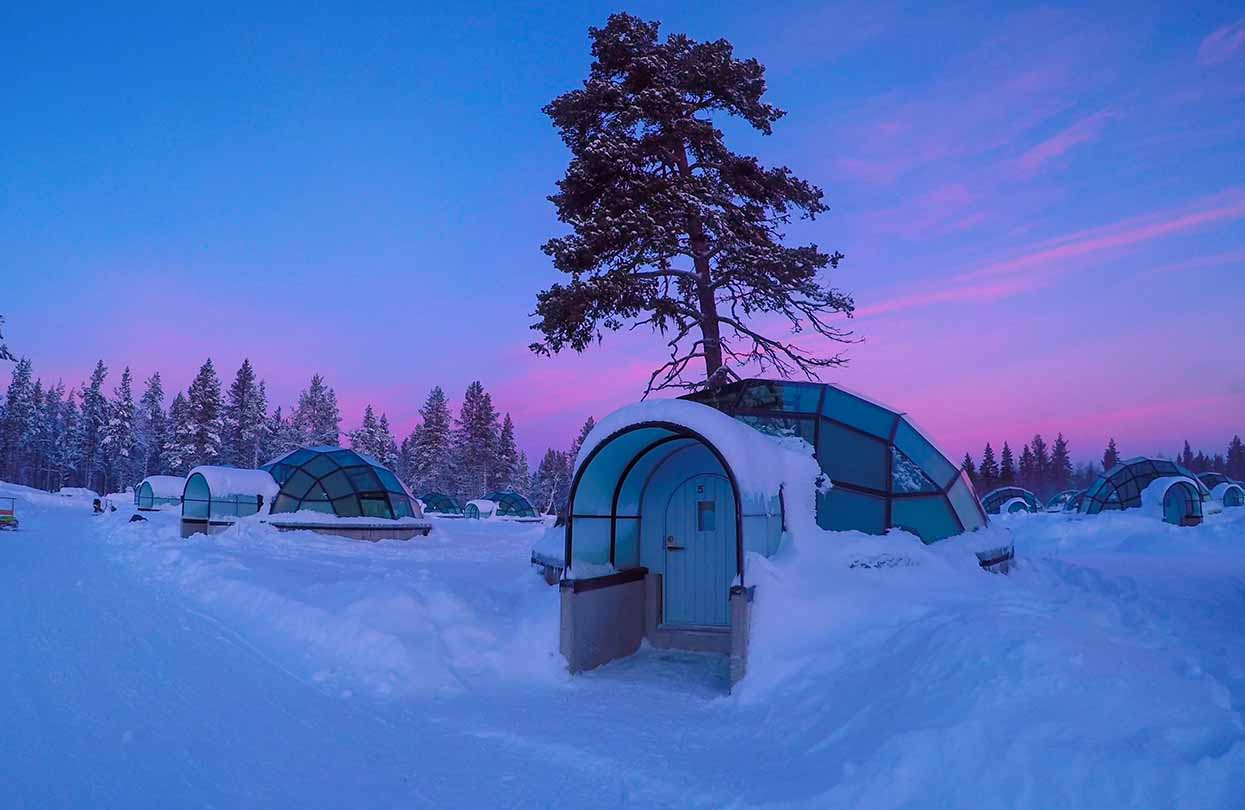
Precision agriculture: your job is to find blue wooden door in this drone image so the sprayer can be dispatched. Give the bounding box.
[663,474,734,628]
[1163,486,1186,525]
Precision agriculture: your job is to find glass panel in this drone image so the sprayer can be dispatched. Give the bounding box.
[302,482,329,503]
[735,414,815,444]
[697,501,716,531]
[737,381,821,413]
[331,496,362,517]
[329,450,362,466]
[284,448,315,466]
[346,466,383,493]
[376,468,404,494]
[302,453,339,478]
[818,487,887,534]
[893,420,957,489]
[360,496,393,519]
[816,421,888,492]
[391,497,413,518]
[319,470,353,499]
[891,447,940,493]
[282,469,317,500]
[819,386,897,439]
[303,500,335,514]
[272,494,300,514]
[892,496,961,543]
[947,474,986,531]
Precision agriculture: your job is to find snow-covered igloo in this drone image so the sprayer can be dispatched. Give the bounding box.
[557,385,1002,687]
[1044,489,1081,512]
[465,490,539,521]
[181,467,279,537]
[1199,473,1245,508]
[981,486,1042,515]
[135,475,185,511]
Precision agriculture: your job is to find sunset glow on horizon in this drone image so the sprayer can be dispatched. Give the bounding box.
[4,1,1243,465]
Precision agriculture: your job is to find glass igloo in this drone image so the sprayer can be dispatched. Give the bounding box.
[261,446,417,519]
[1079,457,1210,515]
[682,379,987,543]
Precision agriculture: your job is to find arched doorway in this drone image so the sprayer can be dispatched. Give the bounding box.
[1161,481,1202,526]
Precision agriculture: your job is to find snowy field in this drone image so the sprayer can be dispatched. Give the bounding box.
[2,481,1244,808]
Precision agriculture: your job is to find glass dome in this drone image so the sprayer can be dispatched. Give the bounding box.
[478,490,537,518]
[1080,457,1211,515]
[981,486,1041,514]
[1045,489,1081,512]
[261,446,416,520]
[419,492,463,515]
[682,379,987,544]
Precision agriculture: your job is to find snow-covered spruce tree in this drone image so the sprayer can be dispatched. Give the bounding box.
[999,442,1016,485]
[136,372,166,477]
[531,448,571,515]
[0,315,15,363]
[1,358,37,483]
[492,413,521,491]
[222,360,267,468]
[568,416,595,464]
[533,13,852,393]
[79,361,110,492]
[1228,435,1245,480]
[59,390,84,487]
[186,359,224,468]
[1102,438,1120,473]
[36,382,65,490]
[512,449,532,497]
[451,382,500,500]
[259,405,303,463]
[102,366,138,491]
[349,405,383,459]
[376,413,399,471]
[294,374,341,447]
[164,392,196,476]
[1050,434,1073,491]
[407,386,454,495]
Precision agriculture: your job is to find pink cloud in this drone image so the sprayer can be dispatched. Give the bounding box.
[1014,109,1115,177]
[1198,19,1245,66]
[856,190,1245,318]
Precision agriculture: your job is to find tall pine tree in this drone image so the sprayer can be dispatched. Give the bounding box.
[408,386,454,495]
[294,374,341,446]
[164,392,195,475]
[533,14,851,392]
[186,359,224,468]
[451,381,500,499]
[103,366,138,491]
[137,372,167,477]
[999,442,1016,485]
[1050,434,1073,491]
[978,443,999,491]
[79,361,110,492]
[1102,438,1120,472]
[223,359,267,468]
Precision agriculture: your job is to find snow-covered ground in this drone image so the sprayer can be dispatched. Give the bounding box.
[2,480,1244,808]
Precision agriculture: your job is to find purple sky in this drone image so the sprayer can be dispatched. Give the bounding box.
[3,2,1243,465]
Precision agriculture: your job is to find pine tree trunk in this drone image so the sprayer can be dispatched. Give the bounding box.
[675,143,724,380]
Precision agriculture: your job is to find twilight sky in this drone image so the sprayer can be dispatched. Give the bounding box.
[3,1,1243,465]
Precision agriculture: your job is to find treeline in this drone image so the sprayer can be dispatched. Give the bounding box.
[0,357,594,512]
[962,434,1245,501]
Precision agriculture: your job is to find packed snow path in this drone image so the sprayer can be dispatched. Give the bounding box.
[2,485,1245,808]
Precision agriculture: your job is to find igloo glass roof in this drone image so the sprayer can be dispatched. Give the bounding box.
[261,446,416,520]
[1080,457,1211,515]
[419,492,462,515]
[682,379,987,543]
[981,487,1041,514]
[479,490,537,518]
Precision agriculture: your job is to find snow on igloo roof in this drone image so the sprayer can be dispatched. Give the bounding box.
[139,475,186,498]
[577,398,822,501]
[186,466,279,499]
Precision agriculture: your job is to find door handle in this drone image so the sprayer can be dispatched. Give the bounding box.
[665,535,685,551]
